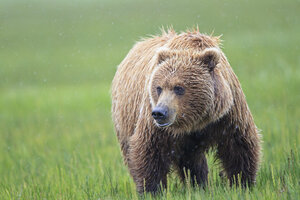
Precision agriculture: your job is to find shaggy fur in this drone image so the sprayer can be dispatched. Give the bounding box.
[111,28,261,194]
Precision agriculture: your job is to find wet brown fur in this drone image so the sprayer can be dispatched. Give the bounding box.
[111,28,261,194]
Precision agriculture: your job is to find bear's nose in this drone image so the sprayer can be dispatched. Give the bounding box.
[152,107,168,120]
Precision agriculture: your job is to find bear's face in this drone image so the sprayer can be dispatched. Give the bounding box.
[149,48,227,133]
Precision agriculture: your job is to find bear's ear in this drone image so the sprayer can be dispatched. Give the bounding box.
[156,47,172,65]
[199,47,221,72]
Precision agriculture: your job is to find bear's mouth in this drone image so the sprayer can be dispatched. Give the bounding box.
[155,122,172,128]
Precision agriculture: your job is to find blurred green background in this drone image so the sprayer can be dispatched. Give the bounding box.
[0,0,299,199]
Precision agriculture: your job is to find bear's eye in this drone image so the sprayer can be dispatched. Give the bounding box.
[156,86,162,96]
[174,86,185,95]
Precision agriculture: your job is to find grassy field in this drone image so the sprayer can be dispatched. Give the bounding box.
[0,0,299,199]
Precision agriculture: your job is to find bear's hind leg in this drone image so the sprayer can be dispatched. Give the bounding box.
[176,152,208,187]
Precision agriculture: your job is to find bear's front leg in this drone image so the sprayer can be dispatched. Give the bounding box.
[217,125,261,187]
[127,131,171,194]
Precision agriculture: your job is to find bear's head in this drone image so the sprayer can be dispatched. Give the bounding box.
[149,47,233,134]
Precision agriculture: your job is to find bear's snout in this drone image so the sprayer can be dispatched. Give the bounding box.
[152,106,171,127]
[152,106,168,120]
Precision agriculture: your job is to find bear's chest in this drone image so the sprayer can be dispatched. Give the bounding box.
[168,131,212,160]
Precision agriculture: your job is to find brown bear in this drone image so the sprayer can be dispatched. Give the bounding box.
[111,28,261,194]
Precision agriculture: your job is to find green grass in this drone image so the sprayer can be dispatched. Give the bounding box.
[0,0,299,199]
